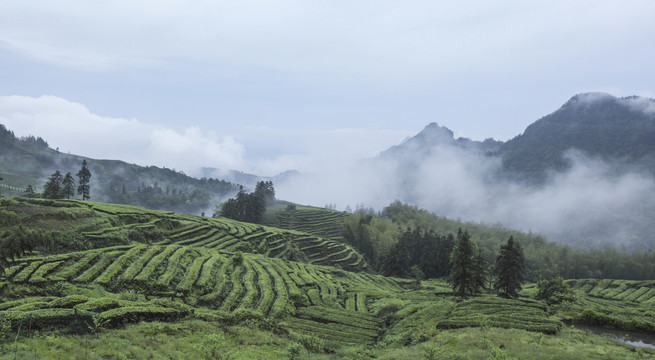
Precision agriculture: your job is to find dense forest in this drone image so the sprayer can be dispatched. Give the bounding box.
[340,201,655,281]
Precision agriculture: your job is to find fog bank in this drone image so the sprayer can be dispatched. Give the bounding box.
[277,143,655,249]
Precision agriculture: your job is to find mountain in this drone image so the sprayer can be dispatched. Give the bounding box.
[496,92,655,183]
[0,124,239,214]
[198,168,301,189]
[366,93,655,250]
[379,122,502,160]
[374,93,655,184]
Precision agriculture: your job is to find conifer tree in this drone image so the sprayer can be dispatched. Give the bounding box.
[62,172,75,199]
[472,248,488,296]
[23,185,36,198]
[43,170,63,199]
[76,160,92,200]
[449,228,484,297]
[494,236,526,298]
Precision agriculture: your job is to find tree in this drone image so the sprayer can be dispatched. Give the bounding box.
[23,185,37,198]
[215,181,275,224]
[0,226,37,275]
[494,236,526,298]
[76,160,91,200]
[536,276,576,305]
[472,248,488,296]
[410,265,425,289]
[43,170,63,199]
[62,172,75,199]
[254,180,275,205]
[449,228,484,297]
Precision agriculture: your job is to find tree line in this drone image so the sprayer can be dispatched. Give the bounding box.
[28,160,92,200]
[214,181,276,223]
[379,226,526,298]
[341,201,655,282]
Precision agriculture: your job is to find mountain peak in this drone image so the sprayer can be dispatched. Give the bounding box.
[414,122,455,142]
[567,92,615,104]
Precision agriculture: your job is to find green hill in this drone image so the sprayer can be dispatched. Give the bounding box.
[1,198,367,272]
[1,199,655,358]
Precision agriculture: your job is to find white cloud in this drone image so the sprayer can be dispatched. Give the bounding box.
[0,95,412,177]
[2,1,654,80]
[278,141,655,248]
[0,95,245,175]
[624,96,655,115]
[234,126,413,176]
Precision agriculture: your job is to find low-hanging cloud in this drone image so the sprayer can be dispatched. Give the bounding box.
[277,141,655,249]
[0,95,245,175]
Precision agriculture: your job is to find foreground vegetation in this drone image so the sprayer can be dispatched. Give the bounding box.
[1,198,655,359]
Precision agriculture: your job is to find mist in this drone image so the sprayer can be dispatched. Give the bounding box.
[276,141,655,250]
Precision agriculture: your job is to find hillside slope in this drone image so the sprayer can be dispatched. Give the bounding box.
[496,93,655,183]
[0,124,238,214]
[1,198,368,272]
[2,199,655,358]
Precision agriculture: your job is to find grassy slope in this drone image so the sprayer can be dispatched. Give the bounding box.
[1,199,654,359]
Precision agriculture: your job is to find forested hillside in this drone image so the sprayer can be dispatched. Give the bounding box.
[496,93,655,183]
[262,201,655,281]
[0,124,238,214]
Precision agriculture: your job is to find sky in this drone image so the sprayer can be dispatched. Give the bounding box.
[2,1,655,178]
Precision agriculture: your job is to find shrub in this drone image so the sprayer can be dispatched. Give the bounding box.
[49,295,88,308]
[0,210,20,227]
[231,252,244,267]
[536,276,576,305]
[98,306,181,328]
[422,343,441,360]
[196,333,232,360]
[286,342,304,360]
[298,334,325,353]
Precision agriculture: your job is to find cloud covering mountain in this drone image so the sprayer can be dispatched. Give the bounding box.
[278,94,655,250]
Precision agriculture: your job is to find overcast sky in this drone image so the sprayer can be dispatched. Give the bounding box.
[2,1,655,176]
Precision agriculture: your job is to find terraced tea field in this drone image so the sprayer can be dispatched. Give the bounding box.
[1,240,569,351]
[1,242,403,348]
[2,198,655,358]
[567,278,655,304]
[4,198,367,272]
[263,202,349,243]
[437,297,561,334]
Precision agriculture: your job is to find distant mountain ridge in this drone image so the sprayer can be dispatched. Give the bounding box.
[496,92,655,182]
[379,122,501,159]
[378,93,655,184]
[366,92,655,250]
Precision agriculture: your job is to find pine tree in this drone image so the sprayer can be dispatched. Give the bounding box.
[76,160,92,200]
[215,182,274,224]
[43,170,63,199]
[255,180,275,204]
[23,185,36,198]
[494,236,526,298]
[449,228,483,297]
[62,172,75,199]
[472,249,487,296]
